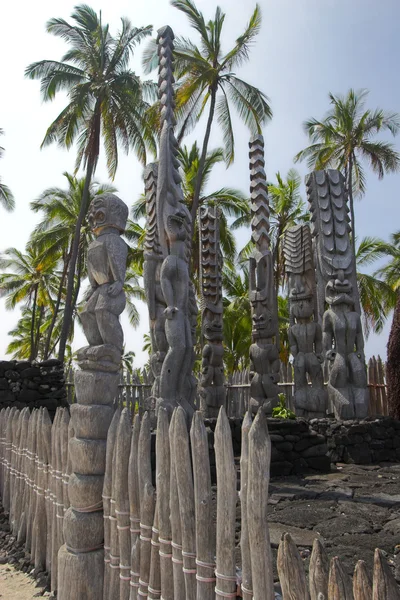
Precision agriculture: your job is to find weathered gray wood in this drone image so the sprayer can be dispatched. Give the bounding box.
[215,406,237,599]
[51,409,61,591]
[138,412,155,599]
[372,548,400,599]
[129,414,141,600]
[174,407,196,600]
[103,407,121,600]
[190,411,214,600]
[169,410,185,600]
[328,556,354,600]
[353,560,372,600]
[148,500,161,599]
[156,408,173,600]
[278,532,310,600]
[309,538,329,600]
[240,411,252,600]
[109,411,121,600]
[115,409,132,600]
[2,407,15,512]
[247,408,274,598]
[17,409,30,544]
[28,410,39,555]
[33,409,47,570]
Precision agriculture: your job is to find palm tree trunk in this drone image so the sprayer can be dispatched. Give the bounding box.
[58,159,94,363]
[44,254,70,359]
[190,84,217,230]
[33,304,45,360]
[29,285,38,362]
[387,292,400,419]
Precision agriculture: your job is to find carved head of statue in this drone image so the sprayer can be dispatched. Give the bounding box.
[203,316,223,342]
[290,296,314,321]
[165,201,187,244]
[325,269,354,307]
[251,296,277,340]
[88,193,129,236]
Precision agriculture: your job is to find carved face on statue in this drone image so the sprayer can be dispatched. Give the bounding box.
[325,269,354,308]
[204,317,223,342]
[291,296,314,321]
[166,209,187,244]
[251,297,276,340]
[88,194,129,236]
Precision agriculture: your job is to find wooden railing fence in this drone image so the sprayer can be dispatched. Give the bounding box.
[66,354,389,419]
[1,404,399,598]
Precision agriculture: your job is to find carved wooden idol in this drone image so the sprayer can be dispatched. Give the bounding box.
[283,224,327,418]
[248,135,280,414]
[147,26,197,418]
[307,169,368,419]
[199,206,225,417]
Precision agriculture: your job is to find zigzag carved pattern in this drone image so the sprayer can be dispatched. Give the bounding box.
[199,206,223,311]
[249,135,270,250]
[144,163,161,257]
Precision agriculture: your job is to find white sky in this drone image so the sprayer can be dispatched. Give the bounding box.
[1,0,399,366]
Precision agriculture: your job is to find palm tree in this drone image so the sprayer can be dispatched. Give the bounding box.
[222,265,252,373]
[356,236,398,337]
[25,5,156,362]
[142,0,271,227]
[132,142,249,280]
[294,89,400,256]
[0,129,15,211]
[0,246,59,361]
[30,173,116,358]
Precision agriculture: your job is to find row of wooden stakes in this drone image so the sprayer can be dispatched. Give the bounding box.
[0,404,399,599]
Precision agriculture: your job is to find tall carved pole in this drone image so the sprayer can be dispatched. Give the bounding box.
[58,194,129,599]
[154,26,197,418]
[143,163,168,402]
[248,135,280,414]
[307,169,368,419]
[283,224,327,418]
[198,206,225,417]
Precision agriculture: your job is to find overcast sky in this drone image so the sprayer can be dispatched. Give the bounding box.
[0,0,399,366]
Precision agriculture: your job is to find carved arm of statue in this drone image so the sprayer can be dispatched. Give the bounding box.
[314,321,324,362]
[87,266,98,298]
[322,311,335,361]
[160,268,178,319]
[288,327,298,360]
[106,235,128,297]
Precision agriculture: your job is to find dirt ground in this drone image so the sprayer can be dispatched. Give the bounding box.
[0,564,46,599]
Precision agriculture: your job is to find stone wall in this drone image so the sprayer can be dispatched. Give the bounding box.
[0,358,68,417]
[311,417,400,464]
[205,417,331,478]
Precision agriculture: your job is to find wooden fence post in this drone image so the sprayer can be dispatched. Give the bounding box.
[190,411,215,600]
[309,538,329,600]
[353,560,372,600]
[169,411,185,600]
[156,408,174,600]
[138,412,155,599]
[248,408,274,598]
[372,548,400,599]
[328,556,354,599]
[215,407,237,599]
[240,411,253,600]
[278,532,310,599]
[103,407,121,600]
[174,407,196,600]
[129,414,141,600]
[115,409,132,600]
